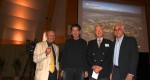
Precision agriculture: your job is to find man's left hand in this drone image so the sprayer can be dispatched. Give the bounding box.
[57,71,59,80]
[84,71,88,78]
[96,66,103,72]
[125,73,134,80]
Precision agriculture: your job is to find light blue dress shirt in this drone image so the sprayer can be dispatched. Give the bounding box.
[113,35,124,66]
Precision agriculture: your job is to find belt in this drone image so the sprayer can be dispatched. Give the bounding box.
[114,65,119,68]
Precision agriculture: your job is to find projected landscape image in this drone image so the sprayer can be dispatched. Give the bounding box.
[80,1,149,52]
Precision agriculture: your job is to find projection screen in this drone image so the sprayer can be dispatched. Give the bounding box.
[78,0,149,52]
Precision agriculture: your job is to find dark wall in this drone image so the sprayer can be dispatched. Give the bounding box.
[137,53,150,80]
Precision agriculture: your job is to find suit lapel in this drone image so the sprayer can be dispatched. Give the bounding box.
[43,41,48,49]
[100,39,105,49]
[52,44,56,55]
[52,44,58,61]
[119,35,127,54]
[118,36,127,65]
[93,39,98,48]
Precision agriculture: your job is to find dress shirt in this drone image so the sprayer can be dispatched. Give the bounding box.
[113,35,124,66]
[97,37,103,44]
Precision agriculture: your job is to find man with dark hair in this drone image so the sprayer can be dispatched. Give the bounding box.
[70,24,81,31]
[61,23,88,80]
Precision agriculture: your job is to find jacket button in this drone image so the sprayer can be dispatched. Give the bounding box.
[94,60,96,62]
[101,60,103,61]
[93,53,95,55]
[102,53,104,54]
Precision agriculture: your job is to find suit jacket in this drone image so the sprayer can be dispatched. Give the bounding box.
[112,35,139,78]
[87,38,112,78]
[33,41,59,80]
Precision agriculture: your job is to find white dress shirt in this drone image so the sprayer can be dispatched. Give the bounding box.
[113,35,124,66]
[97,37,103,45]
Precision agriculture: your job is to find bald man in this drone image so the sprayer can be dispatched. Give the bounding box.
[87,25,112,80]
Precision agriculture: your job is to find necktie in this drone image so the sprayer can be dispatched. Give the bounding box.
[50,47,55,73]
[98,39,101,48]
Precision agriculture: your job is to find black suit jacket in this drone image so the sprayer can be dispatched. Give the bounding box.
[87,38,112,79]
[112,35,139,78]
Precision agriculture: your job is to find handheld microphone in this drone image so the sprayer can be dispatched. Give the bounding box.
[48,43,52,47]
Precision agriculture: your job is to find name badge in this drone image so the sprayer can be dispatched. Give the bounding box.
[105,44,109,47]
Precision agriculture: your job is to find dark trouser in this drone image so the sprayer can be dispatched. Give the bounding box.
[48,68,57,80]
[112,66,124,80]
[112,66,135,80]
[63,68,84,80]
[89,78,109,80]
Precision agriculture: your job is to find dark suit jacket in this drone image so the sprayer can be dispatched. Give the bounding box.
[87,38,112,79]
[112,35,139,78]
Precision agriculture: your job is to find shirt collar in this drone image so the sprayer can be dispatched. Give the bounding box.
[97,37,103,42]
[116,34,124,42]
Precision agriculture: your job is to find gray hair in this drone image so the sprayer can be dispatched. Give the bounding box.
[95,24,104,30]
[46,30,55,36]
[113,24,125,31]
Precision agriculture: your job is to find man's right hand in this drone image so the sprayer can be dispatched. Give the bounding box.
[110,73,112,80]
[60,70,64,77]
[45,47,51,56]
[92,65,102,74]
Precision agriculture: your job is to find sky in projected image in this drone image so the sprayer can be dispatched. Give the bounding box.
[79,0,149,52]
[83,1,141,14]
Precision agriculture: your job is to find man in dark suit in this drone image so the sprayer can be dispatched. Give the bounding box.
[87,25,112,80]
[110,24,139,80]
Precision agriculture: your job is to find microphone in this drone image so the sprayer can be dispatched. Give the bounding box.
[48,42,52,47]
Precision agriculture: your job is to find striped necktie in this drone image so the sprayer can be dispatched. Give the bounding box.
[98,39,101,48]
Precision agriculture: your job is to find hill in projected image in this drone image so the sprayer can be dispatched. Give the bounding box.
[79,1,149,52]
[82,8,141,41]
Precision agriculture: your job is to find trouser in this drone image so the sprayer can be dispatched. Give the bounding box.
[48,68,57,80]
[112,66,124,80]
[63,68,84,80]
[112,66,135,80]
[89,77,109,80]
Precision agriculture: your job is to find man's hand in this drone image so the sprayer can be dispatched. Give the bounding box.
[45,47,51,56]
[84,71,88,78]
[96,66,103,72]
[60,70,64,78]
[92,65,103,74]
[110,73,112,80]
[125,73,134,80]
[57,71,59,80]
[92,65,96,69]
